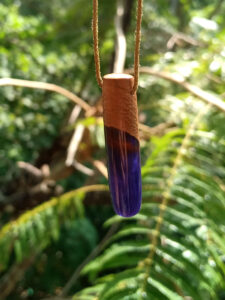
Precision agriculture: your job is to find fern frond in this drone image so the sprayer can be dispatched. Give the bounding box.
[141,106,211,291]
[74,105,225,300]
[0,185,108,272]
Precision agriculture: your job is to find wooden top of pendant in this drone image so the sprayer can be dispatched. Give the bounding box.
[102,73,139,141]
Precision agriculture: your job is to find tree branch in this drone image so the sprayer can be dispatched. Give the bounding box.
[92,160,108,179]
[0,78,91,112]
[66,124,85,167]
[17,161,44,184]
[208,0,224,19]
[167,32,201,50]
[113,0,127,73]
[139,122,175,138]
[126,67,225,113]
[0,252,38,299]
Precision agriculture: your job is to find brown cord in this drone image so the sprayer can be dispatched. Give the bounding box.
[92,0,143,93]
[132,0,143,94]
[92,0,103,88]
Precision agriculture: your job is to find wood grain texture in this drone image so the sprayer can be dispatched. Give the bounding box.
[102,74,139,141]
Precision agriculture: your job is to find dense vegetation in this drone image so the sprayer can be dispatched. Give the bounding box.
[0,0,225,299]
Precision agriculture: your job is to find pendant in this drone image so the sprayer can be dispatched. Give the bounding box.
[103,74,142,217]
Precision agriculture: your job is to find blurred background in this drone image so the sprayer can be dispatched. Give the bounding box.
[0,0,225,299]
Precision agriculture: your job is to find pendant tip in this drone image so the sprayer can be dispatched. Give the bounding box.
[115,206,141,218]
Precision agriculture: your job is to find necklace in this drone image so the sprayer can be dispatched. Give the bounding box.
[92,0,143,217]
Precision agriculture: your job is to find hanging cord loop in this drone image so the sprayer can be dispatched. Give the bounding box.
[92,0,143,94]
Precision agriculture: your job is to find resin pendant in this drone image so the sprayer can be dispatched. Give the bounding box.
[103,74,142,217]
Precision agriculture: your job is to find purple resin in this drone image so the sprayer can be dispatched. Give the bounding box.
[104,126,142,217]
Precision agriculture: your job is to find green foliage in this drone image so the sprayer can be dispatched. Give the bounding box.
[0,0,113,183]
[1,0,225,299]
[0,185,108,272]
[23,218,98,297]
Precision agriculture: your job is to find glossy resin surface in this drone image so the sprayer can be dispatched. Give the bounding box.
[104,126,142,217]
